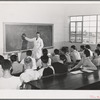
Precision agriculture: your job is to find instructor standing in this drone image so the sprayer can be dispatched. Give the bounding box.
[23,32,44,60]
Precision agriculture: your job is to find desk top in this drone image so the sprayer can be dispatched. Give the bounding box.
[29,68,100,90]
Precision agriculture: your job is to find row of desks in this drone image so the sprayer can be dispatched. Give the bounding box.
[28,68,100,90]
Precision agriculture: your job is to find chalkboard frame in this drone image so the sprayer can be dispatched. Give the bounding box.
[3,22,54,54]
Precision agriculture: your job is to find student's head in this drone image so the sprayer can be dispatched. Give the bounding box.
[26,50,32,56]
[2,59,12,71]
[42,49,48,56]
[60,54,67,63]
[41,55,49,67]
[70,45,76,52]
[80,45,85,51]
[94,49,100,57]
[10,55,18,63]
[24,57,33,69]
[83,49,90,57]
[97,44,100,50]
[85,45,91,50]
[54,49,59,55]
[61,47,67,54]
[36,32,40,38]
[0,55,4,65]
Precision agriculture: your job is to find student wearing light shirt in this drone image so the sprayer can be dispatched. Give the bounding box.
[23,32,44,60]
[36,49,51,69]
[85,45,93,60]
[21,50,37,70]
[20,57,42,83]
[51,49,60,63]
[0,59,21,89]
[70,45,81,63]
[92,49,100,67]
[70,49,97,71]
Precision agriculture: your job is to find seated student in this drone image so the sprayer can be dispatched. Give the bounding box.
[36,49,51,68]
[52,54,68,75]
[20,50,37,70]
[10,55,24,75]
[85,45,93,59]
[61,47,71,63]
[0,55,4,77]
[39,55,55,78]
[70,49,97,71]
[51,49,60,63]
[80,45,85,58]
[20,57,41,83]
[92,49,100,67]
[0,59,21,89]
[96,44,100,51]
[70,45,81,64]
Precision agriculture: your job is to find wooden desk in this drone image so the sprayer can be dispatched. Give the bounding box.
[28,68,100,90]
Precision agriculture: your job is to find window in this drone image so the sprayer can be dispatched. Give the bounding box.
[69,15,100,44]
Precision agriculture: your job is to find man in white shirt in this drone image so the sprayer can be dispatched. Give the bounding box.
[70,45,81,63]
[21,50,37,70]
[0,59,21,89]
[23,32,44,60]
[20,57,42,83]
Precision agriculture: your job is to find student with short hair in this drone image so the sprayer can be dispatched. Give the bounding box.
[85,45,93,58]
[61,47,71,63]
[0,55,4,77]
[70,45,81,63]
[52,54,68,75]
[70,49,97,71]
[20,57,41,83]
[0,59,21,89]
[38,55,55,78]
[80,45,85,58]
[92,49,100,67]
[96,44,100,51]
[52,49,60,63]
[10,55,23,75]
[20,50,37,70]
[36,49,51,68]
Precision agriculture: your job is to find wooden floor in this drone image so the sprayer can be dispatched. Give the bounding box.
[28,68,100,90]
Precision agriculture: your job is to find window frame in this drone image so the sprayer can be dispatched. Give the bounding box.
[69,14,99,44]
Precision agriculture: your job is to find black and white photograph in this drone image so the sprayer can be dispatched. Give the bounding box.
[0,1,100,99]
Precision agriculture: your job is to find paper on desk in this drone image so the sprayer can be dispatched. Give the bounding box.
[70,70,83,74]
[82,69,94,73]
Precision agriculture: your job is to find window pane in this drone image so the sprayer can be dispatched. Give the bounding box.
[76,37,82,42]
[83,27,89,32]
[71,32,76,34]
[89,35,96,44]
[83,22,89,26]
[83,37,89,44]
[98,21,100,26]
[97,32,100,43]
[83,16,90,21]
[90,27,96,32]
[71,22,75,27]
[98,15,100,20]
[77,17,82,21]
[71,27,75,32]
[90,21,96,26]
[90,16,96,20]
[71,17,77,21]
[76,27,82,33]
[98,27,100,32]
[77,22,82,27]
[70,36,75,42]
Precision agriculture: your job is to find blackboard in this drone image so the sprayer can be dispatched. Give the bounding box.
[4,23,53,53]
